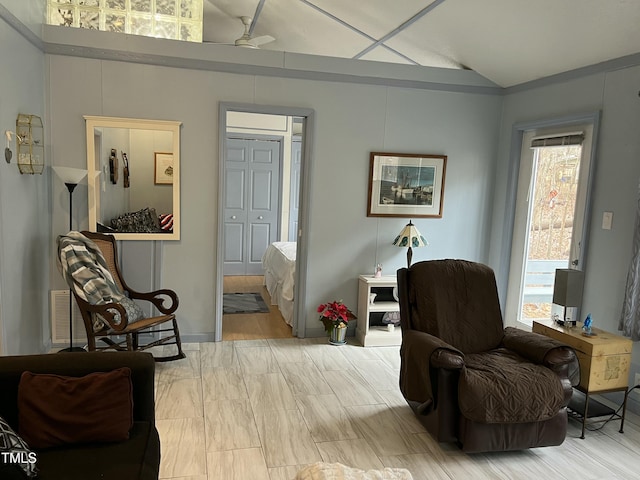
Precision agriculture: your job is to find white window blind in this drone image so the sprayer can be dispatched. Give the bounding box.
[530,132,584,148]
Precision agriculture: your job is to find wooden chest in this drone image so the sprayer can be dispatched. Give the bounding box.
[532,320,632,392]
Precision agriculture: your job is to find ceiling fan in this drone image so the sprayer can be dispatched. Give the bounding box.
[230,16,275,49]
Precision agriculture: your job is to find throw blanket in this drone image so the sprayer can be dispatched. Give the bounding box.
[295,463,413,480]
[57,231,144,331]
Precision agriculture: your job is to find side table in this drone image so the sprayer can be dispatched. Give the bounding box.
[356,275,401,347]
[532,319,632,439]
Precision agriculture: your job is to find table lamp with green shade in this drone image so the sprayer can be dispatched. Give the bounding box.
[393,220,428,268]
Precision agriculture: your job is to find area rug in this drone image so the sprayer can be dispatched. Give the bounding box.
[223,293,270,314]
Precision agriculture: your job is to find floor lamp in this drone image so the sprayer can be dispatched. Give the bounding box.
[53,166,88,353]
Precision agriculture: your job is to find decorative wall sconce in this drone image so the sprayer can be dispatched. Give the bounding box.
[15,113,45,174]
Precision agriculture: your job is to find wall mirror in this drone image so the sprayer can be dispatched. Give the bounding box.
[85,116,181,240]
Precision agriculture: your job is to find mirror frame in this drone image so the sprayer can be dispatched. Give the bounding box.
[85,115,181,240]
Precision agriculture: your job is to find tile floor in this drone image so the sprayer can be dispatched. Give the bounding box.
[154,339,640,480]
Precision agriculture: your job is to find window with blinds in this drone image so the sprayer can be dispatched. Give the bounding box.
[530,132,584,148]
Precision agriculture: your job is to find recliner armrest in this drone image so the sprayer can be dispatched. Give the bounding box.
[431,347,465,369]
[403,330,464,369]
[502,326,579,385]
[503,327,573,364]
[543,346,576,366]
[400,329,463,418]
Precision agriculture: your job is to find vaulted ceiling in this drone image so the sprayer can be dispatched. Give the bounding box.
[202,0,640,88]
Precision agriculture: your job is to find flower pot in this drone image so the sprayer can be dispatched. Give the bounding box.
[329,326,347,345]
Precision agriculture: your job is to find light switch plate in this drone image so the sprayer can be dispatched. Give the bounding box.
[602,211,613,230]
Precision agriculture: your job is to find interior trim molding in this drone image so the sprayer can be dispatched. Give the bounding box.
[0,4,43,50]
[180,333,216,343]
[505,52,640,94]
[42,35,640,96]
[42,41,502,95]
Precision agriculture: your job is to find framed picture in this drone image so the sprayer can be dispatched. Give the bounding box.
[154,152,174,185]
[367,152,447,218]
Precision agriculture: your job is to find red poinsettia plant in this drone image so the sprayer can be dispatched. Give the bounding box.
[317,300,356,333]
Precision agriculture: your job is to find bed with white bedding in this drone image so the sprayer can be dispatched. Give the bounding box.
[262,242,296,326]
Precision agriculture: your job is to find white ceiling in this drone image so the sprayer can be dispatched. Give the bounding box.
[202,0,640,88]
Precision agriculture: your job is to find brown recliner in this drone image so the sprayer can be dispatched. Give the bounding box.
[397,259,578,453]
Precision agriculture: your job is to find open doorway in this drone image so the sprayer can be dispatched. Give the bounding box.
[215,104,314,342]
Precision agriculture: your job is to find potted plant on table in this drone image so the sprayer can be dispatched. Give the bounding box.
[317,300,356,345]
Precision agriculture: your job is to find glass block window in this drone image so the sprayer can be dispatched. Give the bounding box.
[47,0,203,42]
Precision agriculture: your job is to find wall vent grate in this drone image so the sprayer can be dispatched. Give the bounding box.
[50,290,86,345]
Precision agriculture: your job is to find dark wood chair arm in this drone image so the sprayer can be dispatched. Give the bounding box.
[128,288,179,314]
[82,301,130,332]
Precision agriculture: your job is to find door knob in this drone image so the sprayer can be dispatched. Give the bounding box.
[231,215,237,220]
[258,215,264,220]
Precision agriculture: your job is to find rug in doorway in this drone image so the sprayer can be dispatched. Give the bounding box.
[223,293,270,314]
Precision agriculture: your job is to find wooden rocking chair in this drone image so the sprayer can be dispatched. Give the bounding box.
[64,231,185,362]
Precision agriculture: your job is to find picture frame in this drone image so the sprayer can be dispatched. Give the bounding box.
[154,152,174,185]
[367,152,447,218]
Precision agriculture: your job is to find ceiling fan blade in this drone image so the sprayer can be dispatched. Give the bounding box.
[234,37,258,48]
[251,35,275,46]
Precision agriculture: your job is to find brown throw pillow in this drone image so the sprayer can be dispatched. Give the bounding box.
[17,367,133,449]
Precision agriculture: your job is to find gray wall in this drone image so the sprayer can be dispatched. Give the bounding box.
[0,0,45,37]
[100,127,130,223]
[0,13,49,354]
[129,129,173,215]
[45,52,502,340]
[490,67,640,408]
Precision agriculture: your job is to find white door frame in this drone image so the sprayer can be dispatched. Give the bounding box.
[498,111,601,319]
[215,103,315,341]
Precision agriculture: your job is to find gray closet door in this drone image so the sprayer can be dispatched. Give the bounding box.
[224,137,281,275]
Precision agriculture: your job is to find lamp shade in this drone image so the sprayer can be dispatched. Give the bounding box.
[552,269,584,307]
[52,166,87,185]
[393,221,428,249]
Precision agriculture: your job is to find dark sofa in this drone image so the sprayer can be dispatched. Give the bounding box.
[0,352,160,480]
